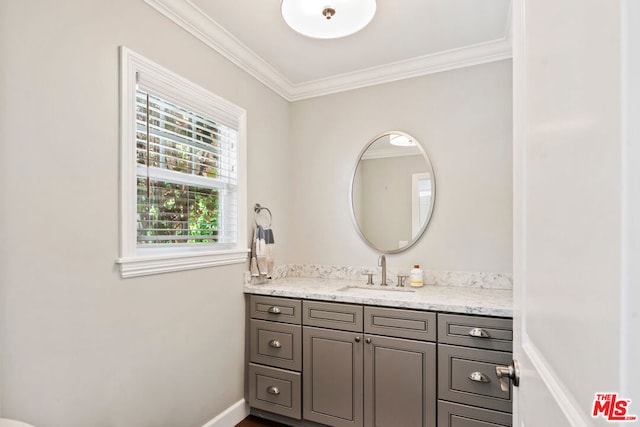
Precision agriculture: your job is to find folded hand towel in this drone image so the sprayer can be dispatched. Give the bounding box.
[250,225,275,278]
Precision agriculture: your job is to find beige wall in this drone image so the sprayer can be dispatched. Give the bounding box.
[0,1,290,426]
[289,60,513,273]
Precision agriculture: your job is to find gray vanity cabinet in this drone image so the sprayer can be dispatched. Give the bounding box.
[302,300,364,427]
[246,295,511,427]
[303,302,437,427]
[437,314,513,427]
[247,295,303,420]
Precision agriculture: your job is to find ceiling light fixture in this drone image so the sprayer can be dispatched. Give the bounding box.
[281,0,377,39]
[389,135,416,147]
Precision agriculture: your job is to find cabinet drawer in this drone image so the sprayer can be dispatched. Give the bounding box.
[249,295,302,324]
[438,345,512,413]
[365,306,436,341]
[438,401,511,427]
[248,363,301,420]
[250,319,301,371]
[438,314,512,352]
[303,300,363,332]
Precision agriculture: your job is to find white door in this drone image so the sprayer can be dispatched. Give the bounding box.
[512,0,639,426]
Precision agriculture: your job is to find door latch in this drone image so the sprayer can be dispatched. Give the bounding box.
[495,359,520,392]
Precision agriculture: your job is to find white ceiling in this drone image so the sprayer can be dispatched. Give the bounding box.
[145,0,512,101]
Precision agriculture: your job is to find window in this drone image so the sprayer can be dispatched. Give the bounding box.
[118,47,247,278]
[411,172,433,237]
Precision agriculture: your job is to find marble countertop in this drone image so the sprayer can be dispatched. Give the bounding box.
[244,277,513,318]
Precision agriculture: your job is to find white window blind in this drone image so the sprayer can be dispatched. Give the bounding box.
[118,47,248,278]
[135,88,238,246]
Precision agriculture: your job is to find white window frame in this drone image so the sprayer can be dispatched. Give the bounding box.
[411,172,432,238]
[117,47,248,278]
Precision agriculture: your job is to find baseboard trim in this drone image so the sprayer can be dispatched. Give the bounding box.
[202,399,249,427]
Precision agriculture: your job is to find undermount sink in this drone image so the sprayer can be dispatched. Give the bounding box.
[338,284,415,293]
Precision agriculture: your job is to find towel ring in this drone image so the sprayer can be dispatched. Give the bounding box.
[254,203,272,227]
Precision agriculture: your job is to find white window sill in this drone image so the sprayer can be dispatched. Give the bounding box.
[116,249,250,278]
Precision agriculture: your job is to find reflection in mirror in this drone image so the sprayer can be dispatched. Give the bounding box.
[351,132,435,254]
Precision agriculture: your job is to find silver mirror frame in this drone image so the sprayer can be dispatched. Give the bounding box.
[349,131,436,254]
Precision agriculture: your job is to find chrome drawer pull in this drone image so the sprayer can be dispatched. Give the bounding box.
[268,339,282,349]
[267,386,280,395]
[267,306,282,314]
[468,327,490,338]
[468,372,491,383]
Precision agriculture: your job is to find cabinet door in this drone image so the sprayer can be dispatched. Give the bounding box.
[303,326,363,427]
[364,335,436,427]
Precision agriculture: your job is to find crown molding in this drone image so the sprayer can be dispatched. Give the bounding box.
[288,39,512,101]
[144,0,293,98]
[145,0,513,102]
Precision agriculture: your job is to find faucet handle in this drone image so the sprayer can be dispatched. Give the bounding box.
[396,275,408,287]
[363,273,374,285]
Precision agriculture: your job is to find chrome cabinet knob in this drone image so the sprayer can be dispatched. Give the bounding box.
[365,337,372,344]
[267,386,280,395]
[268,339,281,348]
[468,327,490,338]
[267,306,281,314]
[468,371,490,383]
[496,359,520,392]
[355,336,361,342]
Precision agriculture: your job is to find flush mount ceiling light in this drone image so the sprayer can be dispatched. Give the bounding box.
[389,135,416,147]
[281,0,377,39]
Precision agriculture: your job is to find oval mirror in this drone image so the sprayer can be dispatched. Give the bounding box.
[350,131,436,253]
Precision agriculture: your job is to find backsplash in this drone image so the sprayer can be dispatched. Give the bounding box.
[246,264,512,290]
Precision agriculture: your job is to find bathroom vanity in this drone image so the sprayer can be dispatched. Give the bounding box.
[244,277,513,427]
[244,128,515,426]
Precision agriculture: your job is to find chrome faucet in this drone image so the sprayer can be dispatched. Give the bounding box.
[378,254,387,286]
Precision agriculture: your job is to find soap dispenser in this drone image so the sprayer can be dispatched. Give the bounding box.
[410,265,424,287]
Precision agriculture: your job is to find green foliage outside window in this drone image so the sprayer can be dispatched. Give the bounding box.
[137,179,219,244]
